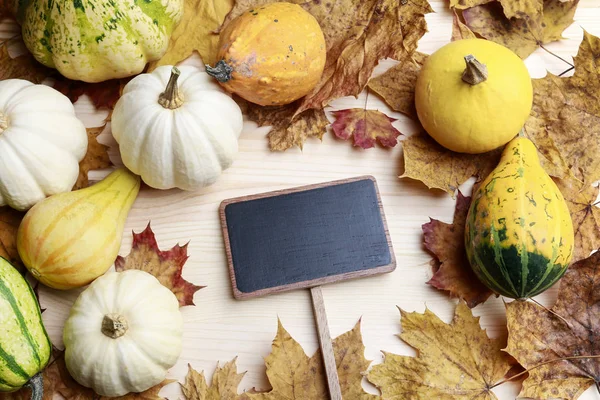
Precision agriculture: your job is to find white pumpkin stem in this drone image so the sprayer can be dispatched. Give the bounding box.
[0,112,8,134]
[462,55,488,85]
[159,67,184,109]
[101,314,128,339]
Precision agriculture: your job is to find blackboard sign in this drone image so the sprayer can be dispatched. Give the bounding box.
[219,176,396,299]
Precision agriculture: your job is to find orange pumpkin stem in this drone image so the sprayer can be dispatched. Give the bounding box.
[159,67,184,109]
[101,314,128,339]
[462,54,488,85]
[206,60,233,83]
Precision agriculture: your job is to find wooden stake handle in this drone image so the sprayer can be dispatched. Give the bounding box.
[310,286,342,400]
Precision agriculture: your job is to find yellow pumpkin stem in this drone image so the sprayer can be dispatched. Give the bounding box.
[0,112,7,134]
[462,54,488,85]
[159,67,184,109]
[101,314,129,339]
[205,60,233,83]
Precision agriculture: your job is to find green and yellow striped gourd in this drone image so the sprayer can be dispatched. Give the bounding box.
[0,257,51,398]
[465,137,574,299]
[14,0,183,82]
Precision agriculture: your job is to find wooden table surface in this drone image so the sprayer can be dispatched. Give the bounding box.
[11,1,599,398]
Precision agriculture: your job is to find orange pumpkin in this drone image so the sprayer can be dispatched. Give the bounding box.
[206,2,326,106]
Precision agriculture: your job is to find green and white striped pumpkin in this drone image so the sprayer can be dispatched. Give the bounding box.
[15,0,184,82]
[0,257,51,397]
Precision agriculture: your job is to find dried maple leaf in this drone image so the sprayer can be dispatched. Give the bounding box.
[460,0,579,59]
[331,109,401,149]
[423,191,494,307]
[554,178,600,264]
[400,132,502,196]
[149,0,234,68]
[249,319,378,399]
[242,100,329,151]
[524,31,600,186]
[368,302,513,399]
[115,223,203,307]
[181,359,246,400]
[505,250,600,400]
[74,125,113,190]
[367,52,427,119]
[52,77,126,110]
[0,206,24,268]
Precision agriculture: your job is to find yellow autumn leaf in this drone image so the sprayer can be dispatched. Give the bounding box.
[181,360,246,400]
[149,0,234,69]
[368,302,513,399]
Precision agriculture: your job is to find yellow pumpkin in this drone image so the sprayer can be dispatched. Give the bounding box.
[206,2,326,106]
[415,39,533,154]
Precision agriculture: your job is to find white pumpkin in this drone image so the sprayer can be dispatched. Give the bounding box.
[111,65,244,190]
[63,270,183,397]
[0,79,88,211]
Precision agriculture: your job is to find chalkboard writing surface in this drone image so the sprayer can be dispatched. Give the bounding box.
[219,176,395,299]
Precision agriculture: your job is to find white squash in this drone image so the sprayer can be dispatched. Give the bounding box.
[0,79,88,211]
[63,270,183,397]
[111,65,243,190]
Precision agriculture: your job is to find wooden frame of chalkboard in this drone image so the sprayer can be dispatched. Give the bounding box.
[219,175,396,300]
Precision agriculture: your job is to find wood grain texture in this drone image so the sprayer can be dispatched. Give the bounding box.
[311,286,343,400]
[26,1,600,399]
[220,176,395,299]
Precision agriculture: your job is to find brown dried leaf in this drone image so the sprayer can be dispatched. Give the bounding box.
[423,192,494,307]
[114,223,203,307]
[367,52,428,119]
[505,250,600,400]
[181,360,246,400]
[461,0,579,59]
[0,206,24,268]
[449,0,493,9]
[524,31,600,186]
[150,0,234,68]
[331,109,401,149]
[400,132,502,195]
[242,100,329,151]
[0,39,51,83]
[52,77,126,110]
[553,177,600,265]
[368,302,513,399]
[451,10,477,41]
[249,320,378,399]
[74,125,113,190]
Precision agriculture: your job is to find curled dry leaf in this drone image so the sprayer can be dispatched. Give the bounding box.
[524,31,600,186]
[74,125,113,190]
[423,191,494,307]
[0,206,24,268]
[400,132,502,195]
[242,100,329,151]
[52,77,126,110]
[248,319,379,399]
[368,302,513,399]
[459,0,579,59]
[505,250,600,400]
[331,108,402,149]
[181,360,246,400]
[367,52,428,119]
[115,223,204,307]
[150,0,234,68]
[0,38,51,83]
[554,178,600,264]
[451,10,477,41]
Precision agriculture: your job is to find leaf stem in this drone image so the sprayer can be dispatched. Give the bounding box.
[491,355,600,388]
[528,297,572,329]
[559,66,575,77]
[540,44,574,68]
